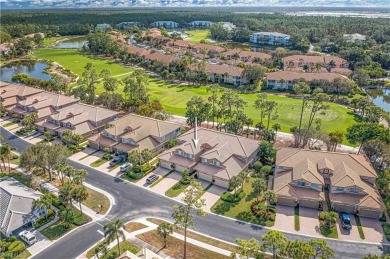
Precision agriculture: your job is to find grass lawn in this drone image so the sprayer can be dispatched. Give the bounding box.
[294,206,300,231]
[40,221,76,240]
[82,186,111,214]
[124,222,148,233]
[211,178,275,227]
[354,215,365,240]
[165,181,189,198]
[90,157,109,167]
[86,239,107,258]
[382,223,390,241]
[10,152,20,165]
[33,48,358,144]
[43,36,68,47]
[3,121,17,127]
[320,224,339,239]
[185,29,212,43]
[146,218,236,251]
[14,249,32,259]
[137,230,230,259]
[87,239,140,259]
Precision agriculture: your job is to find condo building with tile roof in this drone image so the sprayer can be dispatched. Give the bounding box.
[273,148,385,218]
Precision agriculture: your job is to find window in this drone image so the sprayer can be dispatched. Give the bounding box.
[350,188,359,193]
[335,187,344,192]
[202,158,208,163]
[188,154,193,159]
[215,161,220,166]
[178,150,183,156]
[311,183,318,189]
[297,181,305,187]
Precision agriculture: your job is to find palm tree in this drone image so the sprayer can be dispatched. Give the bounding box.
[73,185,88,215]
[59,181,75,215]
[264,190,277,212]
[157,222,173,248]
[33,193,53,219]
[104,219,125,255]
[0,143,12,174]
[272,123,281,140]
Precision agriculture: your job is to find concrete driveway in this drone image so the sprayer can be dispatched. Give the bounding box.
[25,133,45,144]
[149,168,180,193]
[79,150,106,165]
[200,184,226,213]
[337,214,361,242]
[69,147,98,161]
[299,207,322,237]
[360,217,386,243]
[275,205,296,233]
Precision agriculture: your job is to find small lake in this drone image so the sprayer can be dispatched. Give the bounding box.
[54,37,87,49]
[366,88,390,112]
[0,62,52,82]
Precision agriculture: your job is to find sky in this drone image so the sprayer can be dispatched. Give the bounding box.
[0,0,389,9]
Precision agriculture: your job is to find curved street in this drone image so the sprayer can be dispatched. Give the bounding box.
[0,126,387,259]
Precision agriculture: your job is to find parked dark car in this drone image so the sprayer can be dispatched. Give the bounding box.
[109,156,123,167]
[339,212,352,229]
[146,174,159,184]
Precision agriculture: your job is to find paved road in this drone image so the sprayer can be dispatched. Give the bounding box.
[0,127,387,259]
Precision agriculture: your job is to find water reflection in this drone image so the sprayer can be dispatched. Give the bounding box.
[0,62,52,82]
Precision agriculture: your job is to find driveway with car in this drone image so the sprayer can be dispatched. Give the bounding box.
[337,214,361,242]
[147,168,180,193]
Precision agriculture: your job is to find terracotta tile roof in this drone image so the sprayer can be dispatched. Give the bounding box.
[145,52,179,65]
[171,40,195,48]
[195,64,244,77]
[193,43,225,53]
[283,55,349,67]
[126,45,151,57]
[292,158,324,184]
[0,82,10,87]
[0,83,44,102]
[284,66,352,76]
[266,71,348,82]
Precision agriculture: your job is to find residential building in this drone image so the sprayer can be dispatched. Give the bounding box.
[95,23,111,32]
[144,52,179,65]
[250,32,291,46]
[343,33,366,43]
[204,64,246,86]
[0,83,45,109]
[282,55,351,75]
[266,71,348,90]
[0,177,45,237]
[158,127,259,188]
[35,103,119,138]
[170,39,195,49]
[218,22,236,31]
[223,49,272,63]
[151,21,179,29]
[188,21,214,28]
[116,22,142,29]
[88,114,181,155]
[126,45,151,57]
[192,43,225,58]
[273,148,385,218]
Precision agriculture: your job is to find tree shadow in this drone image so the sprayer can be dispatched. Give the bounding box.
[236,211,254,222]
[347,111,362,123]
[212,201,236,215]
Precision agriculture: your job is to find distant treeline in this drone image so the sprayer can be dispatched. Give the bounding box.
[1,10,389,44]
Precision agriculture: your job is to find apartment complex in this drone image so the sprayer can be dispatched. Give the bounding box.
[116,21,142,29]
[0,82,119,138]
[283,55,351,75]
[343,33,366,43]
[88,114,181,155]
[223,49,272,63]
[158,127,259,188]
[151,21,179,28]
[265,71,347,90]
[188,21,214,28]
[250,32,291,46]
[274,148,385,218]
[95,23,111,32]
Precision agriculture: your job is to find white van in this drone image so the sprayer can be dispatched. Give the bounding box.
[19,230,37,245]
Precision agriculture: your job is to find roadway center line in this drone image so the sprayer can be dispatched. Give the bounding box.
[97,230,104,236]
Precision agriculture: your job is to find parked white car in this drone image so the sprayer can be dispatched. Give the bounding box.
[19,230,37,245]
[120,162,132,172]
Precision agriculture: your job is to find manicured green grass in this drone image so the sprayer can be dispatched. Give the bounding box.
[82,186,111,214]
[103,240,140,259]
[320,225,339,239]
[90,157,109,167]
[382,223,390,241]
[185,29,212,43]
[211,178,275,227]
[3,121,17,127]
[150,169,174,187]
[165,181,189,198]
[294,206,300,231]
[33,49,134,77]
[33,48,359,143]
[354,215,365,240]
[40,221,76,240]
[14,249,32,259]
[43,36,66,47]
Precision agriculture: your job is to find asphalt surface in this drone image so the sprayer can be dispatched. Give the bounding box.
[1,126,387,259]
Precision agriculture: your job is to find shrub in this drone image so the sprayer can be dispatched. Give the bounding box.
[318,211,327,221]
[250,199,274,220]
[9,236,17,242]
[260,165,272,176]
[7,240,25,254]
[382,223,390,241]
[253,161,263,173]
[221,189,246,203]
[103,154,113,160]
[34,209,56,229]
[165,139,178,149]
[179,178,190,185]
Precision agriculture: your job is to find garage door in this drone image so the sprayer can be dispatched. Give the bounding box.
[159,160,172,170]
[277,196,296,206]
[333,203,355,213]
[299,199,320,209]
[214,178,229,189]
[198,172,213,183]
[176,165,188,173]
[89,141,100,149]
[358,208,381,218]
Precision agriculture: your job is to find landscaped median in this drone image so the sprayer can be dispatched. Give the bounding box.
[318,211,339,239]
[211,178,276,227]
[120,163,156,183]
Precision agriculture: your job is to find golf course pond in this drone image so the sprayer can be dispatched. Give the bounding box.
[54,37,88,49]
[0,61,52,82]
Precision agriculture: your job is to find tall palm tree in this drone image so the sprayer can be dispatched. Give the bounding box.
[73,184,89,215]
[33,193,53,219]
[0,143,12,174]
[104,219,125,255]
[157,222,173,248]
[272,123,281,140]
[264,191,277,212]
